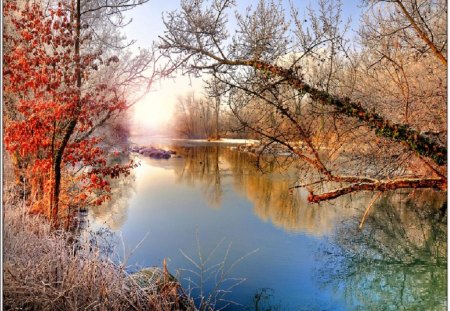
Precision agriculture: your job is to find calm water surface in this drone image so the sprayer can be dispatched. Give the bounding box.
[90,139,447,310]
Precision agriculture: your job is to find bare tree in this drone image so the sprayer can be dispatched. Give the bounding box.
[362,0,447,65]
[159,0,446,203]
[358,0,446,127]
[204,76,227,139]
[173,92,217,139]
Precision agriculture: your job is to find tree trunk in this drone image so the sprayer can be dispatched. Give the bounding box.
[241,59,447,165]
[51,0,81,228]
[215,96,220,140]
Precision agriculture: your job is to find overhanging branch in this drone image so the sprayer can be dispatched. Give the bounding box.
[230,59,447,166]
[307,177,446,203]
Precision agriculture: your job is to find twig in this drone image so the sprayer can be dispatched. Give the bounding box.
[359,192,382,229]
[289,179,326,189]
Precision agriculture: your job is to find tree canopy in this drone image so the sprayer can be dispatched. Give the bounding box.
[3,0,157,228]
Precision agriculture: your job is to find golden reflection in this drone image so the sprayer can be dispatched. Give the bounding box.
[174,146,358,235]
[221,149,361,235]
[176,146,446,238]
[91,145,446,241]
[175,146,223,208]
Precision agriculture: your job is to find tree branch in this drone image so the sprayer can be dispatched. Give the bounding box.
[394,0,447,65]
[228,59,447,165]
[307,177,446,203]
[81,0,150,16]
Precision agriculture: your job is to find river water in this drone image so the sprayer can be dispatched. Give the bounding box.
[89,139,447,310]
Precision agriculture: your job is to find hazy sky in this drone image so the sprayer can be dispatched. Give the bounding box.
[123,0,364,133]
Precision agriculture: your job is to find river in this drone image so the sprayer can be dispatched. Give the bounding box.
[88,138,447,310]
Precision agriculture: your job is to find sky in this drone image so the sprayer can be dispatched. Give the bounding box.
[122,0,364,134]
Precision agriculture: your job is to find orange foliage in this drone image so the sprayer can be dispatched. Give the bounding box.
[3,1,135,223]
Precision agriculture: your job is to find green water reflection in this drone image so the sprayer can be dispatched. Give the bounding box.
[320,193,447,310]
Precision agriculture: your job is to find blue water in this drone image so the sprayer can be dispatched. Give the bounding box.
[90,143,447,310]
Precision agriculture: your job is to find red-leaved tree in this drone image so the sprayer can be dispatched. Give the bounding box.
[4,1,138,228]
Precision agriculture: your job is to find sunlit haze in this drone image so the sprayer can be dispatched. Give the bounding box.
[131,76,204,134]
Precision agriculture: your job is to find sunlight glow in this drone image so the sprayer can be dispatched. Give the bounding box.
[132,76,205,133]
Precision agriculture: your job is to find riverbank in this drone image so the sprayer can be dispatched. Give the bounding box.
[3,195,195,310]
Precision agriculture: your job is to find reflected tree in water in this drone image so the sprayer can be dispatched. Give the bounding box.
[175,146,223,208]
[318,191,447,310]
[176,146,387,236]
[224,149,308,231]
[223,148,367,236]
[89,153,137,230]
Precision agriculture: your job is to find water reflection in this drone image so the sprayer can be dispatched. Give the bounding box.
[89,153,136,230]
[88,143,447,310]
[222,148,362,235]
[175,146,223,208]
[171,146,447,309]
[174,146,366,236]
[319,191,447,310]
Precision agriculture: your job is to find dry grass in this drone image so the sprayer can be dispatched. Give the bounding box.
[3,198,195,311]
